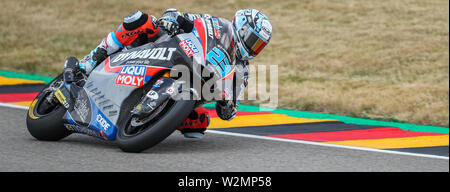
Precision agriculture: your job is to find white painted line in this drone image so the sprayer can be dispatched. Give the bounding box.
[206,130,449,160]
[0,102,29,110]
[1,102,448,160]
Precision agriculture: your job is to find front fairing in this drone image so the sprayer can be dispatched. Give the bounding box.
[64,39,187,140]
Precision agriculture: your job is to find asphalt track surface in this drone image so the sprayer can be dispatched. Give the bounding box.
[0,106,448,172]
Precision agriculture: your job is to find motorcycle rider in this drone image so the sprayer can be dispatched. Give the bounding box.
[65,8,273,139]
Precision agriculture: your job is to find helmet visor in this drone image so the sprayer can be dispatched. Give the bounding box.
[241,25,268,57]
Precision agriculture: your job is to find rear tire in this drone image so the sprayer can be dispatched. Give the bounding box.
[116,98,196,153]
[26,74,71,141]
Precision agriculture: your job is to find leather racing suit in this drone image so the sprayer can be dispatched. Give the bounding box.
[76,10,248,138]
[158,9,249,123]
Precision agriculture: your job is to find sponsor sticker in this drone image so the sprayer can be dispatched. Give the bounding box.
[147,90,159,100]
[166,87,175,94]
[179,40,194,57]
[54,89,70,108]
[185,39,199,53]
[65,124,103,139]
[212,18,221,39]
[115,65,146,87]
[153,79,164,88]
[260,20,272,41]
[74,97,89,122]
[179,39,199,57]
[112,47,177,63]
[96,114,111,131]
[205,19,214,38]
[121,29,145,38]
[192,28,201,41]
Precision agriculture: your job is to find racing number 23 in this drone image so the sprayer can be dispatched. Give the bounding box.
[206,47,231,78]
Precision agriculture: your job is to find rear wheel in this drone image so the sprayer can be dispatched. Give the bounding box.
[26,74,71,141]
[116,95,196,153]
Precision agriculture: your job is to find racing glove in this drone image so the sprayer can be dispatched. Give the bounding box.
[214,62,249,121]
[157,8,182,36]
[215,100,237,121]
[157,19,179,36]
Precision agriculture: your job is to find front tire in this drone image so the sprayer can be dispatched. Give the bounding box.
[26,74,71,141]
[116,98,196,153]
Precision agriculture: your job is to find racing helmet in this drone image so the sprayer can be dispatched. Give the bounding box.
[231,9,273,60]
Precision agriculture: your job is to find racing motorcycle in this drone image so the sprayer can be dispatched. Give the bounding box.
[26,18,237,153]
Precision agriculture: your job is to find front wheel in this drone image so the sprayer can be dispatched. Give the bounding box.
[116,97,196,153]
[26,74,71,141]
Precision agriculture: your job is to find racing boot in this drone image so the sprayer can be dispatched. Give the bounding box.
[177,106,210,139]
[63,56,83,83]
[63,46,108,84]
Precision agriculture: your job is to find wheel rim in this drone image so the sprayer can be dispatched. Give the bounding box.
[34,77,63,117]
[122,99,174,137]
